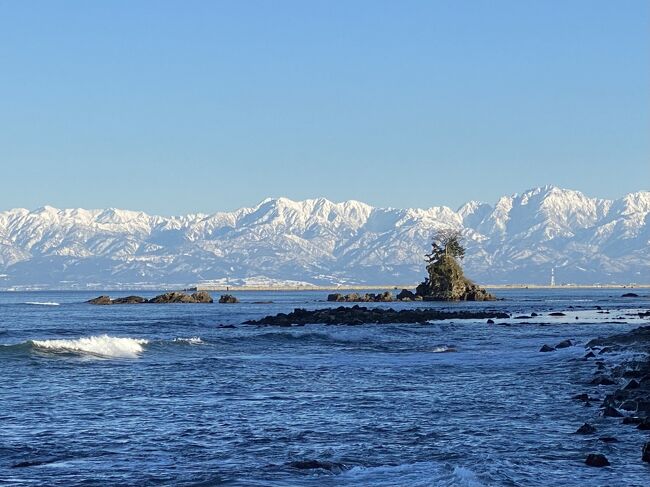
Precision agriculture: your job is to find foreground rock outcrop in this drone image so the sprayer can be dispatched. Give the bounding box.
[415,254,495,301]
[87,291,213,304]
[573,324,650,467]
[243,305,510,326]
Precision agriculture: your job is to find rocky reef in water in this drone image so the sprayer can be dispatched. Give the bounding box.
[87,291,214,304]
[243,305,510,327]
[327,291,394,303]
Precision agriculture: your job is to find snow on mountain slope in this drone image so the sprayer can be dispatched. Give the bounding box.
[0,186,648,289]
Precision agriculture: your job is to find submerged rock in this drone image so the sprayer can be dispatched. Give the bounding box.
[621,293,639,298]
[576,423,596,434]
[555,339,573,349]
[539,344,555,352]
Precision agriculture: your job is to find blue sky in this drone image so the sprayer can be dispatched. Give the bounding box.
[0,0,648,214]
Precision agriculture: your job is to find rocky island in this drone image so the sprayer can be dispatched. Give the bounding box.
[87,291,214,304]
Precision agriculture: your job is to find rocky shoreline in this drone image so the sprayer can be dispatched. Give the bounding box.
[568,322,650,467]
[243,305,510,326]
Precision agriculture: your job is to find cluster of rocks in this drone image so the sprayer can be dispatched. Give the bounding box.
[570,324,650,467]
[88,291,214,304]
[327,292,393,303]
[218,294,239,303]
[243,305,510,327]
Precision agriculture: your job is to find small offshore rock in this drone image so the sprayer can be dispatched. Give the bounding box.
[622,416,644,425]
[396,289,416,301]
[539,344,555,352]
[572,393,591,402]
[219,294,239,304]
[549,312,566,316]
[599,436,618,443]
[591,376,616,386]
[602,406,623,418]
[642,442,650,463]
[486,319,495,324]
[624,379,640,390]
[576,423,596,434]
[584,351,596,359]
[585,453,609,467]
[621,292,639,298]
[555,339,573,349]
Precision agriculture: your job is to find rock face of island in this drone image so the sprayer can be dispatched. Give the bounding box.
[408,230,495,301]
[87,291,213,304]
[244,305,509,326]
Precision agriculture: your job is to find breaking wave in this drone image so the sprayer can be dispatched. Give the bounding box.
[31,335,148,358]
[24,302,60,306]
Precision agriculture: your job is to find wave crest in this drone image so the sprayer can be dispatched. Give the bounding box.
[25,302,60,306]
[31,335,148,358]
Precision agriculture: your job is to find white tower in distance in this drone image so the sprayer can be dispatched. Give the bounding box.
[550,268,556,287]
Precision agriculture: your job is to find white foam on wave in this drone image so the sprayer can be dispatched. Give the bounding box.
[31,335,148,358]
[172,337,204,345]
[340,461,484,487]
[25,302,60,306]
[431,345,457,353]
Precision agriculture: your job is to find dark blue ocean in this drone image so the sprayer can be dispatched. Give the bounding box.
[1,289,649,486]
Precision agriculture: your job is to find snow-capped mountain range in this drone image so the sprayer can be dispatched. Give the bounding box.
[1,186,648,289]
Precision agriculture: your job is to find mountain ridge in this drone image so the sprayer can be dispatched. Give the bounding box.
[1,186,648,289]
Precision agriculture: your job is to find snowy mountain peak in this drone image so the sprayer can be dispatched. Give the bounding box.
[0,187,648,288]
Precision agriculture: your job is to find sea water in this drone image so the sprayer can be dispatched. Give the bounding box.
[1,289,649,486]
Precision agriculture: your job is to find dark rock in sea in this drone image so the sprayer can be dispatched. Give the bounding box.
[576,422,596,434]
[218,324,236,329]
[530,312,538,317]
[637,419,650,430]
[515,315,531,319]
[598,347,613,355]
[620,400,638,411]
[148,291,214,304]
[87,295,112,305]
[621,292,639,298]
[486,319,495,324]
[539,344,555,352]
[573,393,592,402]
[622,416,644,425]
[599,436,618,443]
[549,312,566,316]
[327,292,393,303]
[639,310,650,318]
[584,352,596,359]
[243,306,510,327]
[555,339,573,349]
[592,376,617,386]
[396,289,416,301]
[602,406,623,418]
[585,453,609,467]
[218,294,239,304]
[643,442,650,463]
[111,295,147,304]
[90,291,215,305]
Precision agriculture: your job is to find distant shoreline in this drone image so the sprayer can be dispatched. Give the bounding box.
[1,284,649,292]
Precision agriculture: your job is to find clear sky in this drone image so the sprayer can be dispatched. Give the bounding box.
[1,0,648,215]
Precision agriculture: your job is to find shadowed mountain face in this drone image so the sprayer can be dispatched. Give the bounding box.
[0,186,648,289]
